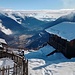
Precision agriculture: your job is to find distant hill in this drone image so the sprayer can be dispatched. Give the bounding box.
[0,13,26,35]
[25,31,49,49]
[25,11,75,49]
[0,30,14,42]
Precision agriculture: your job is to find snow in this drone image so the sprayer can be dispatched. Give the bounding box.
[0,38,7,44]
[0,9,75,23]
[0,58,14,75]
[0,44,3,48]
[46,22,75,41]
[0,22,12,35]
[62,12,75,21]
[0,58,14,68]
[25,45,75,75]
[25,45,55,59]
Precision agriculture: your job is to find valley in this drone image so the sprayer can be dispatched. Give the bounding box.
[0,9,75,49]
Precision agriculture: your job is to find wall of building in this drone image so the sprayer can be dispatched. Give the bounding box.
[48,34,75,59]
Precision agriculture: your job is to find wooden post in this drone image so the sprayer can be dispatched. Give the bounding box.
[12,52,14,60]
[23,58,25,75]
[8,65,10,75]
[2,66,5,75]
[12,64,15,75]
[17,56,18,63]
[26,60,28,75]
[0,49,28,75]
[0,68,1,74]
[15,64,17,75]
[6,66,7,74]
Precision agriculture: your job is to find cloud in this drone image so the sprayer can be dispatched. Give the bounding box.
[61,0,75,9]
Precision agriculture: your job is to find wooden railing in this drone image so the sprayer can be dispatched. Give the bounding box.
[0,50,28,75]
[0,64,16,75]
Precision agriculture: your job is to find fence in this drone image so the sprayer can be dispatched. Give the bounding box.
[0,50,28,75]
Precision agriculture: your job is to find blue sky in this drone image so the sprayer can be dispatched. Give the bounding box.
[0,0,75,10]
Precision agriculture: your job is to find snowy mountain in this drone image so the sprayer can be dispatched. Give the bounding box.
[1,9,75,23]
[25,31,49,49]
[54,12,75,24]
[25,11,75,49]
[1,9,75,75]
[45,12,75,30]
[0,30,14,43]
[2,9,75,20]
[0,22,12,35]
[0,10,48,35]
[0,38,7,44]
[0,9,75,48]
[0,13,26,35]
[0,9,75,34]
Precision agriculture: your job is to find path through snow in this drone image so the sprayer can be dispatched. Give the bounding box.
[25,45,75,75]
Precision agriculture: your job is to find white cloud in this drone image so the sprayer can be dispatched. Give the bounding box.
[61,0,75,9]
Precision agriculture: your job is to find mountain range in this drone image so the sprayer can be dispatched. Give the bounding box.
[0,9,75,49]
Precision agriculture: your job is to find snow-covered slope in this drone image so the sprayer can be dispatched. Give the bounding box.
[0,13,26,35]
[25,45,75,75]
[0,38,7,44]
[0,22,12,35]
[0,58,14,68]
[0,38,7,48]
[0,58,14,75]
[25,31,49,49]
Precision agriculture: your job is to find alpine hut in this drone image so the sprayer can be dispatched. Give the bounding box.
[46,22,75,58]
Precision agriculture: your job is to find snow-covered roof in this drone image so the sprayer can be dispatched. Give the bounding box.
[0,38,7,44]
[46,22,75,41]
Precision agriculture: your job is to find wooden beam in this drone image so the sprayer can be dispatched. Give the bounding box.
[46,50,57,56]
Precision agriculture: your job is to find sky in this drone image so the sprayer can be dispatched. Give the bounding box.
[0,0,75,10]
